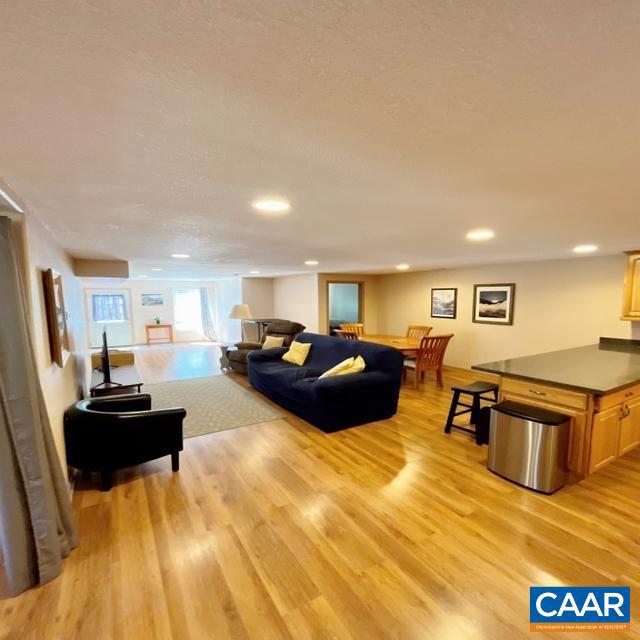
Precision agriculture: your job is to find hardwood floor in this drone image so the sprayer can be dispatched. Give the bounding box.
[2,343,639,639]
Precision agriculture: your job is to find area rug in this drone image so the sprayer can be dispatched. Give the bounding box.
[144,375,285,438]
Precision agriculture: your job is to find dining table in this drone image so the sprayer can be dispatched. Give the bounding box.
[358,334,420,356]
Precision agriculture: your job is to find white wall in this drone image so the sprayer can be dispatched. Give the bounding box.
[82,278,230,344]
[22,214,87,469]
[273,274,319,333]
[378,254,636,368]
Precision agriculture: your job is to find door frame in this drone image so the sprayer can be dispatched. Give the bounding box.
[326,280,364,333]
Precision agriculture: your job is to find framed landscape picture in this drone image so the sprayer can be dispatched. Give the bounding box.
[431,288,457,319]
[42,268,70,367]
[141,293,164,306]
[473,283,515,325]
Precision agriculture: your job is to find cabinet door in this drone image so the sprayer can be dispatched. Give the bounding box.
[618,396,640,455]
[622,251,640,319]
[589,406,621,473]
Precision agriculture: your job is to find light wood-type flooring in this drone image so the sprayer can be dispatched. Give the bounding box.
[2,343,639,639]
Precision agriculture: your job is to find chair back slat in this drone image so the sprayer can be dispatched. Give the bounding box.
[417,334,454,370]
[334,330,359,340]
[339,323,364,336]
[406,325,432,340]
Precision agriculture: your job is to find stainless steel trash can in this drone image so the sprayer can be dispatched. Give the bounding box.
[488,400,570,494]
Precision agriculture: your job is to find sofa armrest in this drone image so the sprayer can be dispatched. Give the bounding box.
[234,341,263,350]
[247,347,288,364]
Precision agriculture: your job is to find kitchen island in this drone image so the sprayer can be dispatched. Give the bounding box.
[473,338,640,479]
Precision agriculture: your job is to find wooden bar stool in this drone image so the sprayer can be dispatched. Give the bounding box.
[444,381,499,444]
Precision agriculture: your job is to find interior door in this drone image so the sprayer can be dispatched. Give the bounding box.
[85,289,134,347]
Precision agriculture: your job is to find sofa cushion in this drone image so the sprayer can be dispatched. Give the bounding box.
[262,336,285,349]
[282,341,312,366]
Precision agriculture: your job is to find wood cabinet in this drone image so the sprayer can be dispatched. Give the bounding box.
[500,377,640,481]
[588,405,621,473]
[588,394,640,472]
[621,250,640,320]
[618,395,640,455]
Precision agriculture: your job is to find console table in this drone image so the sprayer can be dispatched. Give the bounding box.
[145,323,174,345]
[90,364,144,397]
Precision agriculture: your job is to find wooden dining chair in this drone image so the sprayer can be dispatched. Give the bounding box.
[339,323,364,336]
[403,334,454,389]
[406,325,433,340]
[334,330,359,340]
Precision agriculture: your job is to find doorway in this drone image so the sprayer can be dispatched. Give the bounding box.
[327,281,363,334]
[85,289,133,347]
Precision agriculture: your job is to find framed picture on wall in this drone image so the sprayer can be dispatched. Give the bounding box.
[472,283,515,325]
[42,268,70,367]
[431,288,457,319]
[141,293,164,306]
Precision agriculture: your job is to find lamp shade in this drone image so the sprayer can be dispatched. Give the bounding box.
[229,303,252,320]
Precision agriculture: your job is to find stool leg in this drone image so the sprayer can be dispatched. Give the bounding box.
[493,387,499,401]
[444,391,460,433]
[471,394,481,425]
[171,451,180,472]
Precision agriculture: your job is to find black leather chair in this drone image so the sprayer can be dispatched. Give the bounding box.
[64,394,186,491]
[228,319,305,374]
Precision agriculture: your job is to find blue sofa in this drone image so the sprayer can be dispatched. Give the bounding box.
[247,332,404,432]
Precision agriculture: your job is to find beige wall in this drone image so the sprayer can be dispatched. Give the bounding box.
[272,274,319,332]
[378,254,635,368]
[317,273,381,335]
[23,214,87,469]
[241,277,275,342]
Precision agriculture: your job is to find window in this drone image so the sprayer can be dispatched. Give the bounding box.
[92,293,128,322]
[173,289,203,332]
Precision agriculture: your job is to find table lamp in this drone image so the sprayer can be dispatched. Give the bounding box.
[229,303,252,341]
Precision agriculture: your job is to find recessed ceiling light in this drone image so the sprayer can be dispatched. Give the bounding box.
[250,270,261,274]
[573,244,598,254]
[396,263,410,271]
[252,198,291,214]
[304,260,319,266]
[171,253,190,259]
[466,228,495,241]
[151,268,163,272]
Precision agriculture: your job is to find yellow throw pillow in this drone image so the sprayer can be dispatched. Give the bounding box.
[319,357,355,379]
[282,341,311,366]
[319,355,366,378]
[262,336,285,349]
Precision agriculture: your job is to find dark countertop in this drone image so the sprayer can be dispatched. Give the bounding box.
[472,338,640,395]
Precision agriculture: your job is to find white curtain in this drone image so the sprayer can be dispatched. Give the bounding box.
[0,216,77,597]
[199,287,217,341]
[211,278,242,344]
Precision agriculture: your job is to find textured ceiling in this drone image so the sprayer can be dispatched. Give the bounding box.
[2,1,640,279]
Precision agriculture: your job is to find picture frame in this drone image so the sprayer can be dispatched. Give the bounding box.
[141,293,164,306]
[473,283,515,325]
[42,268,70,367]
[431,288,457,319]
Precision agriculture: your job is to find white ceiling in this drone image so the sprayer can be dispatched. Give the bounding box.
[2,1,640,280]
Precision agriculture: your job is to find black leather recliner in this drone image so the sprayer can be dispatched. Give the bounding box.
[228,319,305,374]
[64,393,186,491]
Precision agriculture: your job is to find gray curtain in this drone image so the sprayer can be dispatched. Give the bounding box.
[0,216,77,598]
[200,287,216,341]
